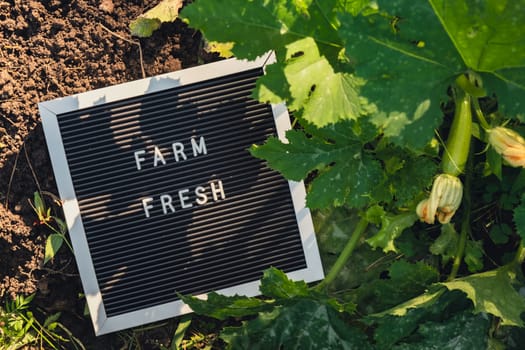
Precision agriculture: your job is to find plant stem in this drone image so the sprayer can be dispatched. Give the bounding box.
[447,216,468,281]
[513,240,525,266]
[44,221,74,252]
[472,98,490,130]
[447,141,473,282]
[315,217,368,291]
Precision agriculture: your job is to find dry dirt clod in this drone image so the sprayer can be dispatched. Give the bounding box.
[99,0,114,13]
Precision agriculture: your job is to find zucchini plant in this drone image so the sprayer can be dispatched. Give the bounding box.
[135,0,525,348]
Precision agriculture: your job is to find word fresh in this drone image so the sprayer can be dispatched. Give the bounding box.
[141,180,226,218]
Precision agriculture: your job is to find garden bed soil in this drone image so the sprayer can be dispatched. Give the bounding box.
[0,0,218,347]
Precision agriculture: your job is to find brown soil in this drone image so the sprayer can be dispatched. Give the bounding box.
[0,0,218,347]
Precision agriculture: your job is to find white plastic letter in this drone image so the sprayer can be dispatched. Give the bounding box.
[160,194,175,214]
[172,142,187,162]
[195,186,208,205]
[178,189,193,209]
[134,150,146,170]
[191,136,207,157]
[153,146,167,167]
[142,197,154,218]
[210,180,226,201]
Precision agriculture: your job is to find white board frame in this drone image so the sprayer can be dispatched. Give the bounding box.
[38,53,324,335]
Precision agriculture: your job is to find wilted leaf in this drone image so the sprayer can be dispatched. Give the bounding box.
[204,40,234,58]
[130,0,183,37]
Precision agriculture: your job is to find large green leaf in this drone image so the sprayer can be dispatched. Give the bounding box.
[479,65,525,122]
[370,289,481,348]
[181,0,344,61]
[255,37,366,126]
[429,0,525,72]
[259,267,310,299]
[181,0,379,127]
[442,266,525,327]
[391,311,490,350]
[429,0,525,119]
[259,267,355,313]
[221,299,372,350]
[346,259,439,314]
[250,129,383,208]
[373,146,438,206]
[339,0,464,150]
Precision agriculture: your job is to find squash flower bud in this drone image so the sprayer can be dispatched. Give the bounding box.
[487,127,525,168]
[416,174,463,224]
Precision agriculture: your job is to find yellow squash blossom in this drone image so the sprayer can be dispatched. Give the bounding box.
[416,174,463,224]
[488,126,525,168]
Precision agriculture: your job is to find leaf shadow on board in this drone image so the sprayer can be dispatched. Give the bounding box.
[52,70,309,333]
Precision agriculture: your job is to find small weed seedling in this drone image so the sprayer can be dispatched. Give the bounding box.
[0,294,84,349]
[29,191,73,264]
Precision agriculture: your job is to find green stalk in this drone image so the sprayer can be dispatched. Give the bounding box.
[315,217,368,291]
[447,142,473,281]
[513,240,525,266]
[472,98,490,130]
[447,215,469,281]
[44,221,74,252]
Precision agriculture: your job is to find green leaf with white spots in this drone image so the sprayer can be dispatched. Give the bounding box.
[391,311,490,350]
[250,129,383,209]
[442,266,525,327]
[370,288,488,349]
[339,0,464,150]
[221,299,372,350]
[374,147,438,206]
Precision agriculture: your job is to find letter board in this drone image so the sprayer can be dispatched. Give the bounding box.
[38,54,324,335]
